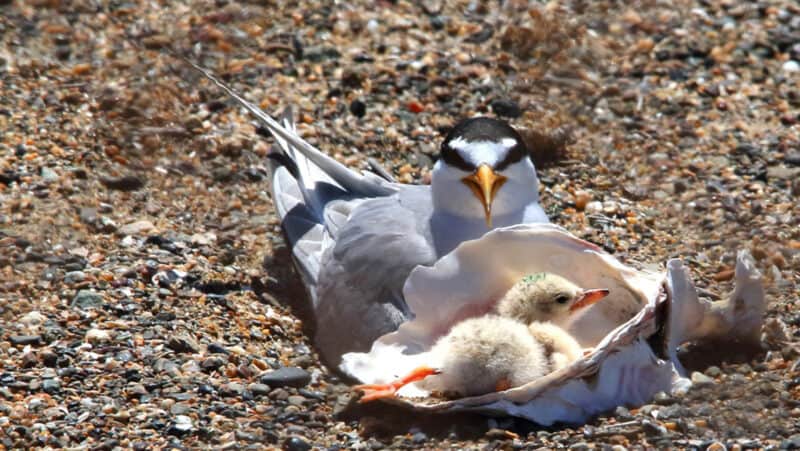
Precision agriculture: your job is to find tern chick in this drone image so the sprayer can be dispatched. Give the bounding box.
[355,274,609,402]
[495,273,610,327]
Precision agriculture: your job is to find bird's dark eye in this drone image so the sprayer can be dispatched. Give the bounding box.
[555,295,570,304]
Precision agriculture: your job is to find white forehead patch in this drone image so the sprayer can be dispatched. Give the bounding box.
[448,136,517,167]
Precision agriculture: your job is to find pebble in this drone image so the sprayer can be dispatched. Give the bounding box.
[119,220,155,236]
[490,99,522,118]
[41,379,60,394]
[85,328,111,343]
[781,434,800,449]
[100,174,145,191]
[284,436,312,451]
[260,367,311,388]
[19,311,46,326]
[72,290,104,309]
[642,420,668,437]
[653,391,677,405]
[691,371,714,386]
[247,383,271,397]
[10,335,41,346]
[349,99,366,117]
[166,335,201,354]
[166,415,194,437]
[63,270,86,284]
[782,60,800,73]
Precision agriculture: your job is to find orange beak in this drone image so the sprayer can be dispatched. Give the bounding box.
[461,164,507,228]
[569,288,610,312]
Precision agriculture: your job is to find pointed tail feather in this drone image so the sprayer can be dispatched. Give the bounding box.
[180,57,396,199]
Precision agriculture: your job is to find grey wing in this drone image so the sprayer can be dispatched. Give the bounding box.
[313,190,438,365]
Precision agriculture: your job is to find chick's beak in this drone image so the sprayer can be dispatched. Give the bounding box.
[569,288,610,312]
[461,164,508,228]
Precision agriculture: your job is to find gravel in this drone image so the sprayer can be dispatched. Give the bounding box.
[1,0,799,448]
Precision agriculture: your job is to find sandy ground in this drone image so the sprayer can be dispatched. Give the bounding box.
[1,0,799,449]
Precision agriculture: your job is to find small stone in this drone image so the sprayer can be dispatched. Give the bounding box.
[653,391,676,405]
[706,441,727,451]
[72,290,104,309]
[705,366,721,377]
[614,405,633,420]
[166,415,194,437]
[690,371,714,386]
[42,379,60,394]
[220,383,245,398]
[63,271,86,284]
[10,335,41,346]
[259,367,311,388]
[85,328,111,344]
[574,190,592,211]
[100,174,145,191]
[248,383,271,397]
[207,343,229,354]
[642,419,668,437]
[284,436,311,451]
[781,434,800,449]
[287,395,306,406]
[19,311,46,326]
[490,99,522,118]
[119,220,155,236]
[349,99,366,117]
[785,152,800,167]
[201,356,225,372]
[40,167,59,182]
[166,334,200,354]
[782,60,800,73]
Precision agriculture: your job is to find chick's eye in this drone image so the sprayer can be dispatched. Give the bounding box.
[555,295,570,304]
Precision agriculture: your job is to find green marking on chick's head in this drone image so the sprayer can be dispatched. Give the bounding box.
[522,273,547,284]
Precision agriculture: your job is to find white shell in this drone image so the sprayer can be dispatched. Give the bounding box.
[341,224,765,425]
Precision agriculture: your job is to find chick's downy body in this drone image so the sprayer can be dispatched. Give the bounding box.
[527,321,584,371]
[420,315,549,397]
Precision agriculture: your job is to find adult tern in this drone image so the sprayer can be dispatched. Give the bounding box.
[184,60,549,365]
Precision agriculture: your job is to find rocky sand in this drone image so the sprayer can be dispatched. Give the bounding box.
[1,0,799,448]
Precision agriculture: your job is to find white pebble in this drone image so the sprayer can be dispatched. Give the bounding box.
[782,60,800,73]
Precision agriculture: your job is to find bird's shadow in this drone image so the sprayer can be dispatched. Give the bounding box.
[676,339,766,371]
[255,241,318,340]
[336,398,567,440]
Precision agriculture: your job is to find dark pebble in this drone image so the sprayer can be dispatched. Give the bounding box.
[654,391,677,405]
[284,436,312,451]
[260,367,311,388]
[166,335,200,354]
[207,343,229,354]
[42,379,60,394]
[465,24,494,44]
[642,420,668,437]
[349,99,366,118]
[10,335,41,346]
[490,99,522,118]
[100,174,145,191]
[40,350,58,367]
[785,152,800,166]
[201,356,225,373]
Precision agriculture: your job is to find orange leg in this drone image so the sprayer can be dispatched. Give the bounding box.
[354,366,440,403]
[494,378,512,392]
